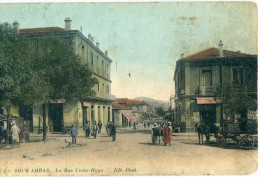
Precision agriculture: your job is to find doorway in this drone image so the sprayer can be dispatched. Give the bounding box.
[49,104,63,132]
[200,105,216,124]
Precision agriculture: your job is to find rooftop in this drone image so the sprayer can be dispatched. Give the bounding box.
[181,47,256,61]
[115,98,148,106]
[112,102,132,110]
[19,27,66,34]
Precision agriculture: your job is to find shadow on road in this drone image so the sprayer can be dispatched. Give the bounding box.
[139,142,164,147]
[180,141,258,150]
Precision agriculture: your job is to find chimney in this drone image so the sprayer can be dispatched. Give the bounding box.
[219,40,223,58]
[64,17,72,31]
[12,21,19,33]
[180,54,184,59]
[88,34,94,43]
[96,42,99,48]
[105,51,108,56]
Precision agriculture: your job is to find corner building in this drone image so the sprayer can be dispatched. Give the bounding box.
[18,18,115,133]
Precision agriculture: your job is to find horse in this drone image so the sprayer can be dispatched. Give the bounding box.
[195,122,218,144]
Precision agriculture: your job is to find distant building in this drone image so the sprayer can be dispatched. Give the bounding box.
[16,18,115,133]
[174,41,257,132]
[112,102,135,128]
[115,98,148,121]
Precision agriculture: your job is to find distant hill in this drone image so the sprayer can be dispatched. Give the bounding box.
[132,97,169,112]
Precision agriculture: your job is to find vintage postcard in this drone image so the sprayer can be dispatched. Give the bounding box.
[0,1,258,177]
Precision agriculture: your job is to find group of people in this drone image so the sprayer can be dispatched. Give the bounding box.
[69,121,116,144]
[0,121,20,144]
[153,121,173,146]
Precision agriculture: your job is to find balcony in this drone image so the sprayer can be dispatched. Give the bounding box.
[199,86,216,96]
[106,94,115,101]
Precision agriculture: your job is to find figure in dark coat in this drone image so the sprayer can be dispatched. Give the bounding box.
[110,123,116,142]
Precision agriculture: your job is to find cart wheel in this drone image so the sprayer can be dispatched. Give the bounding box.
[241,135,254,150]
[217,136,226,147]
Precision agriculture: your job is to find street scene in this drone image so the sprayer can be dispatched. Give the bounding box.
[0,1,258,177]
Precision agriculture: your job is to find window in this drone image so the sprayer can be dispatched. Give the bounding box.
[91,52,94,65]
[232,68,244,85]
[102,61,104,75]
[202,70,212,86]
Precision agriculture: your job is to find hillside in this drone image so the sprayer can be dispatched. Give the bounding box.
[132,97,169,112]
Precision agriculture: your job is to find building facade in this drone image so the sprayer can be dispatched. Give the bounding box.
[112,102,135,128]
[17,18,115,133]
[115,98,148,121]
[174,41,257,132]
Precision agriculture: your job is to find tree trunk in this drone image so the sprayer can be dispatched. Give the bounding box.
[5,106,10,144]
[42,103,46,141]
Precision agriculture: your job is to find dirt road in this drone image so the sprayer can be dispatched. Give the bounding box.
[0,128,258,176]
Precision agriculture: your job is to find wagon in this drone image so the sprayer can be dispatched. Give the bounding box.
[151,126,163,144]
[216,120,257,149]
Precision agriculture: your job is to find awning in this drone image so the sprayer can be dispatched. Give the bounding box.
[83,102,91,107]
[49,99,66,103]
[122,112,136,121]
[196,97,220,104]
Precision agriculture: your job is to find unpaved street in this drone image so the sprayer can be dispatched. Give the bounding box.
[0,127,258,176]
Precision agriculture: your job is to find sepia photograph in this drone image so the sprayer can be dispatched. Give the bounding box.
[0,0,258,177]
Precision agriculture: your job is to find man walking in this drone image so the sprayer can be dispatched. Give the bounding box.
[111,123,116,142]
[11,122,20,144]
[69,125,77,144]
[85,121,90,138]
[93,121,98,139]
[98,121,102,134]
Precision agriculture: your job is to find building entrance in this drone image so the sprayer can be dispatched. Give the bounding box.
[49,104,63,132]
[200,105,216,124]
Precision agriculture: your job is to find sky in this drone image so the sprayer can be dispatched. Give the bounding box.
[0,1,258,101]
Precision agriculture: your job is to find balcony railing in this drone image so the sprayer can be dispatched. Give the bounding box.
[199,86,216,96]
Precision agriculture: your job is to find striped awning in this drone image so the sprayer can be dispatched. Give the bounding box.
[122,112,136,121]
[196,97,220,104]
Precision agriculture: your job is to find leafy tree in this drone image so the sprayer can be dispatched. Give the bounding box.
[0,23,98,142]
[215,83,257,120]
[156,107,166,117]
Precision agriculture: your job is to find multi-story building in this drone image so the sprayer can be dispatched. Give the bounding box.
[15,18,115,133]
[174,41,257,132]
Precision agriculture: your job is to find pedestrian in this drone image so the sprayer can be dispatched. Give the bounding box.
[69,125,77,144]
[0,124,4,143]
[163,122,172,146]
[133,122,136,130]
[11,122,20,144]
[85,121,90,138]
[106,122,109,136]
[144,122,146,128]
[110,123,116,142]
[93,121,98,139]
[98,121,102,134]
[148,122,150,128]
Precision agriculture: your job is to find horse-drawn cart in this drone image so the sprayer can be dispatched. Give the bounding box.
[216,120,257,149]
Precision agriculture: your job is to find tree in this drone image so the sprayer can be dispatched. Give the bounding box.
[215,83,257,120]
[0,23,42,143]
[0,23,98,142]
[156,107,166,117]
